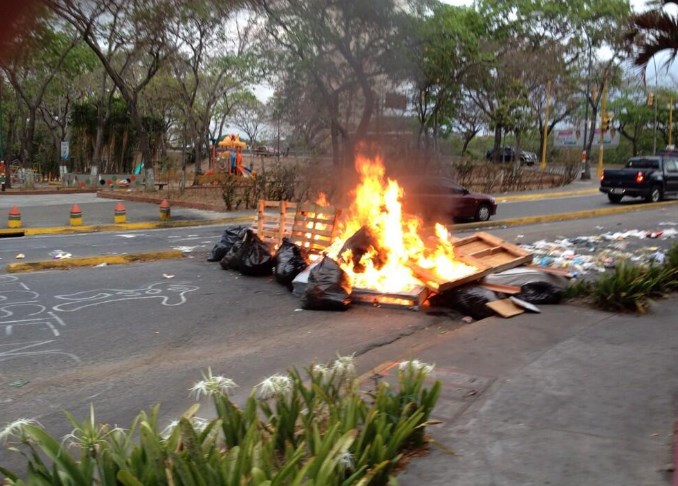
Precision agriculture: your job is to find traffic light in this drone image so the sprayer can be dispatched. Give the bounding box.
[601,112,613,132]
[647,92,655,106]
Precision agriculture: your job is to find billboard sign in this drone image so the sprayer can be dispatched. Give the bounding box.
[554,127,620,147]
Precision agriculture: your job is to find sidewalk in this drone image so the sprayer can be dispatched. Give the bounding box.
[394,299,678,485]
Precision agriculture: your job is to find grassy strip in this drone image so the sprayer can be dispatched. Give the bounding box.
[566,243,678,313]
[0,357,441,485]
[6,250,185,273]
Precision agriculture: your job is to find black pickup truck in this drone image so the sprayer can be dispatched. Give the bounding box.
[599,154,678,203]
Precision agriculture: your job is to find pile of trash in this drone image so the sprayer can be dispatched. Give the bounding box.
[521,225,677,277]
[206,226,568,319]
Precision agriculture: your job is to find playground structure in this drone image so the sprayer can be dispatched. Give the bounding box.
[207,134,252,177]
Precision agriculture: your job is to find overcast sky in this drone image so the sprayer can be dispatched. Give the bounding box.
[441,0,649,10]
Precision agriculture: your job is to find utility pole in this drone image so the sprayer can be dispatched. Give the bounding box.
[540,80,551,170]
[597,79,607,179]
[669,97,674,147]
[581,42,593,180]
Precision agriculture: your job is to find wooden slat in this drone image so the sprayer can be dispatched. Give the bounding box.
[407,262,491,293]
[478,282,522,295]
[254,200,296,245]
[291,202,339,254]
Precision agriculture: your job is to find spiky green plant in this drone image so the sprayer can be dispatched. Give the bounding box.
[1,357,441,485]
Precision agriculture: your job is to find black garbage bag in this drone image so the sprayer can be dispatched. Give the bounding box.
[219,233,246,271]
[274,238,309,288]
[302,256,352,311]
[517,281,563,305]
[208,225,248,262]
[238,230,274,276]
[428,284,497,320]
[339,226,386,273]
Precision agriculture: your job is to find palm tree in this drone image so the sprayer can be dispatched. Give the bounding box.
[627,1,678,71]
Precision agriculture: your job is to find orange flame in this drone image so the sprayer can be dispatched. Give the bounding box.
[326,155,477,292]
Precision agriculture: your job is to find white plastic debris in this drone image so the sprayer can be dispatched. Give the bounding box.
[15,253,25,259]
[49,250,72,260]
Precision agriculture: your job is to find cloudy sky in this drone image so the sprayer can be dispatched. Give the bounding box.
[441,0,649,10]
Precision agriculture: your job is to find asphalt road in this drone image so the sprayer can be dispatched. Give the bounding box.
[0,260,446,473]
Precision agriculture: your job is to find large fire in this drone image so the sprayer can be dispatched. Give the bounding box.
[325,155,477,293]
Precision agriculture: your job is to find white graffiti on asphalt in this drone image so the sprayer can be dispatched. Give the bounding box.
[52,282,199,312]
[0,340,81,364]
[0,275,80,364]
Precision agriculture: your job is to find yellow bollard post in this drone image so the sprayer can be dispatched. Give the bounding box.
[8,205,22,228]
[114,202,127,224]
[159,199,171,221]
[70,204,83,226]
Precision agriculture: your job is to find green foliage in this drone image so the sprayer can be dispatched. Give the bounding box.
[565,244,678,313]
[1,357,441,485]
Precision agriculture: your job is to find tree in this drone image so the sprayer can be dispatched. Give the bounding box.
[167,0,251,181]
[412,4,483,150]
[0,16,81,170]
[474,0,631,177]
[47,0,179,189]
[255,0,421,166]
[230,93,267,147]
[626,0,678,72]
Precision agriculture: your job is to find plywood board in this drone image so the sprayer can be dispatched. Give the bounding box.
[485,299,524,318]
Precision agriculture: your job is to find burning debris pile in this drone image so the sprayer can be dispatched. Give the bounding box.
[207,155,566,319]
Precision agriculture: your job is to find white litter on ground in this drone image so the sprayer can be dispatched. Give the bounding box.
[523,227,676,276]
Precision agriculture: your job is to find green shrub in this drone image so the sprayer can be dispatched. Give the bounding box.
[0,356,441,485]
[565,243,678,313]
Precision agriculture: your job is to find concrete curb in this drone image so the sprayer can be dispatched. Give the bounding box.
[97,190,226,211]
[496,187,598,202]
[0,215,253,237]
[6,250,185,273]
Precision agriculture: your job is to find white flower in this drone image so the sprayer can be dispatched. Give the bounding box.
[311,364,331,378]
[0,418,38,443]
[256,374,292,400]
[160,417,210,439]
[398,359,435,375]
[161,419,180,439]
[190,368,238,400]
[332,355,356,378]
[337,450,355,472]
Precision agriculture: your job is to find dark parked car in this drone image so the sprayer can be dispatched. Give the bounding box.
[485,146,537,166]
[402,177,498,222]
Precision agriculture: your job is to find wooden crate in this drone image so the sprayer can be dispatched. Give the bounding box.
[291,202,340,254]
[254,200,296,245]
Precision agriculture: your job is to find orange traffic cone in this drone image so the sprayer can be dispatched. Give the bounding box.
[159,199,170,221]
[114,202,126,224]
[8,205,21,228]
[70,204,83,226]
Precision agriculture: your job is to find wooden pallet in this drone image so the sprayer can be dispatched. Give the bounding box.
[451,232,533,274]
[254,200,296,245]
[408,232,533,294]
[290,202,340,254]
